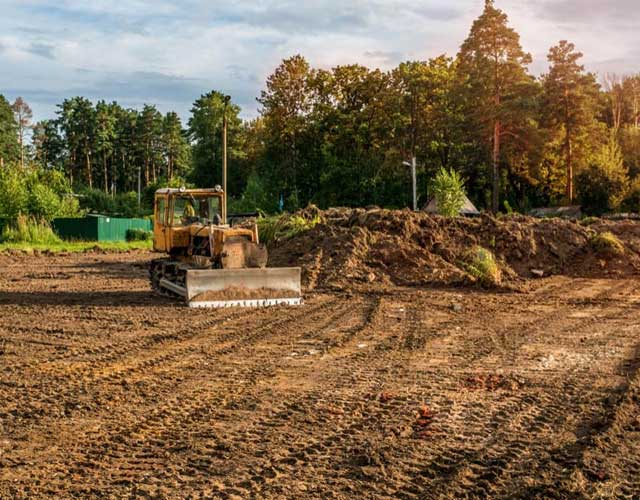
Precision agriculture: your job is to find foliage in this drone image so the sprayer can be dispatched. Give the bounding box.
[576,135,629,215]
[0,94,20,165]
[80,188,144,217]
[0,240,152,253]
[188,91,245,192]
[542,41,601,202]
[456,0,535,212]
[429,168,467,217]
[622,178,640,213]
[257,212,322,245]
[125,228,153,242]
[590,231,625,256]
[0,215,62,245]
[5,3,640,217]
[0,165,29,217]
[463,246,502,286]
[228,174,276,214]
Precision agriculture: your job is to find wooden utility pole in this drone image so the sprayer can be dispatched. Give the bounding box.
[222,95,230,224]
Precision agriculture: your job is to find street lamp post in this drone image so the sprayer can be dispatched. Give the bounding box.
[222,95,231,224]
[403,157,418,211]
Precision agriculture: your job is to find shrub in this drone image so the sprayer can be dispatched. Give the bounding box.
[57,196,83,218]
[125,228,153,242]
[429,168,467,217]
[577,135,629,216]
[28,183,61,221]
[1,215,62,245]
[0,166,29,218]
[463,246,501,286]
[257,211,322,245]
[621,178,640,214]
[229,174,275,214]
[590,232,624,256]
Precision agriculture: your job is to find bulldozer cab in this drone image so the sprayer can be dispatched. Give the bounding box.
[153,188,226,252]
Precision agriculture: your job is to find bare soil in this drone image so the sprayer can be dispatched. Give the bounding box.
[0,244,639,499]
[269,209,640,292]
[192,287,300,303]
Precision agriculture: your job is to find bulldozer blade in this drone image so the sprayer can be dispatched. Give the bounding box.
[186,267,302,309]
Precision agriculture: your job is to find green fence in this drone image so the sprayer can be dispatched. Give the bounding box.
[52,215,152,242]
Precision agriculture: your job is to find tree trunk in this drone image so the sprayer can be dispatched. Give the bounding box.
[565,128,573,203]
[492,119,501,213]
[86,153,93,189]
[103,154,109,194]
[19,129,24,169]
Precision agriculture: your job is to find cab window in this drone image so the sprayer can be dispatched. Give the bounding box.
[156,198,166,225]
[171,196,222,227]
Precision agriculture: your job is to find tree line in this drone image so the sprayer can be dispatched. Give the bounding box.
[1,0,640,217]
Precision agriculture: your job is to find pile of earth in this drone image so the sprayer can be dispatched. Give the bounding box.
[267,207,640,291]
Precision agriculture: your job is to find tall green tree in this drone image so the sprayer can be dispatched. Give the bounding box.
[32,119,65,169]
[56,97,97,187]
[542,40,600,202]
[0,95,19,167]
[95,100,117,193]
[11,97,33,168]
[162,112,189,181]
[136,104,163,184]
[258,55,314,206]
[457,0,534,212]
[188,91,243,191]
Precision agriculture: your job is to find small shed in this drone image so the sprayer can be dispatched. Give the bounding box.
[52,215,151,241]
[529,206,582,219]
[423,196,481,216]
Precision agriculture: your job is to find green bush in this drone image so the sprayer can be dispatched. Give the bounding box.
[229,174,276,214]
[463,246,501,286]
[577,135,629,216]
[28,183,61,221]
[429,168,467,217]
[80,189,145,217]
[0,166,29,218]
[1,215,62,245]
[257,212,322,245]
[590,232,624,256]
[125,228,153,242]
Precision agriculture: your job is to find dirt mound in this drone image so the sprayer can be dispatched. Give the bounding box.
[268,208,640,291]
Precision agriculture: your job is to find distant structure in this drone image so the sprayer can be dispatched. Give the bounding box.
[529,206,582,219]
[423,196,481,216]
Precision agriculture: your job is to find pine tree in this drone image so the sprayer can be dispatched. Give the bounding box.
[457,0,534,212]
[11,97,32,168]
[542,40,600,202]
[0,95,19,167]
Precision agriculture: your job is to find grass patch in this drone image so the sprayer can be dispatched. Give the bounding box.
[258,213,323,245]
[1,215,62,245]
[126,228,153,242]
[580,216,599,226]
[590,231,625,256]
[463,246,502,286]
[0,240,152,254]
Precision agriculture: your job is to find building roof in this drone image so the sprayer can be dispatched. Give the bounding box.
[423,196,480,216]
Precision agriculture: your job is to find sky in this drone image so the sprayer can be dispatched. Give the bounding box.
[1,0,638,123]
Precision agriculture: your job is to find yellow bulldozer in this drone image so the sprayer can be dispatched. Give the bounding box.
[149,186,301,308]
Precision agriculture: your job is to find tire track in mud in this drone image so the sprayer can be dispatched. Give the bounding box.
[389,280,640,499]
[143,295,386,496]
[5,299,339,420]
[211,296,425,496]
[13,297,369,494]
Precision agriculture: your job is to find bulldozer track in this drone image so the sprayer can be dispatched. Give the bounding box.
[2,252,640,499]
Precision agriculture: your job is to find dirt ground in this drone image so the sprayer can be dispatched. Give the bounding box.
[1,249,639,499]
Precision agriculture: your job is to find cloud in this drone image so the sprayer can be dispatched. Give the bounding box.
[27,42,56,59]
[534,0,640,26]
[1,0,639,125]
